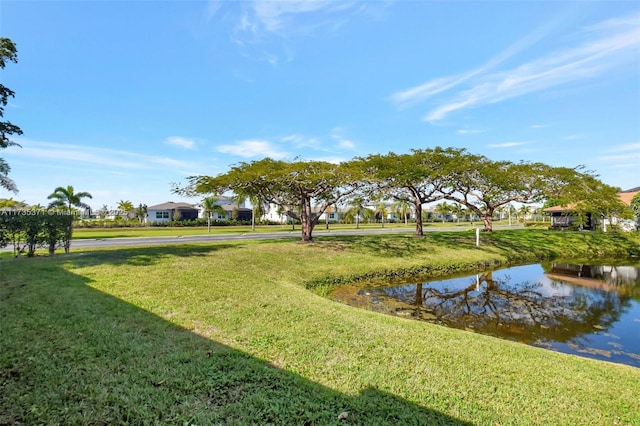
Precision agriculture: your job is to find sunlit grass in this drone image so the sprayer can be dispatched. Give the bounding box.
[1,230,639,424]
[71,220,495,239]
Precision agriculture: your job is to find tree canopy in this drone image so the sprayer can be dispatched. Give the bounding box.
[0,37,22,193]
[174,148,628,238]
[357,147,459,236]
[176,158,363,241]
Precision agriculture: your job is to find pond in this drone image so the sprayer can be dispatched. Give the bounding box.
[331,262,640,367]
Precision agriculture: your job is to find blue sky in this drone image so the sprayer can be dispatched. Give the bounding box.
[1,1,639,210]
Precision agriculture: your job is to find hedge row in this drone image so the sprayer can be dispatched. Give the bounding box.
[0,213,73,257]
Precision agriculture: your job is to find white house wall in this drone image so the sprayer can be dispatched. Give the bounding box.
[146,209,171,223]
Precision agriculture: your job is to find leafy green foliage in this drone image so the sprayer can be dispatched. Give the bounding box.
[0,212,73,256]
[0,38,22,192]
[177,158,364,241]
[47,185,93,210]
[631,193,640,220]
[358,147,462,236]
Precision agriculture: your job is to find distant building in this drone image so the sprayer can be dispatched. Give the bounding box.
[146,202,199,223]
[544,187,639,231]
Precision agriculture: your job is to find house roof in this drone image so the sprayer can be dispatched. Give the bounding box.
[618,191,639,206]
[220,204,251,212]
[148,201,197,210]
[544,205,574,213]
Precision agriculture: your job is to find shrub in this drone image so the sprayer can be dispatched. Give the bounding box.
[0,211,73,256]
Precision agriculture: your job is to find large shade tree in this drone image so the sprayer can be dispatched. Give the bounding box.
[442,154,552,232]
[359,147,459,237]
[0,38,22,193]
[176,158,363,242]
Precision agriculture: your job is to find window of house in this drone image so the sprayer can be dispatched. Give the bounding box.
[156,211,169,219]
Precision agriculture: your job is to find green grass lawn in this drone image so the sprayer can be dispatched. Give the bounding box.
[71,220,499,239]
[1,230,639,425]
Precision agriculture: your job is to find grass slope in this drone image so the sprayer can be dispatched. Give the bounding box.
[1,230,639,425]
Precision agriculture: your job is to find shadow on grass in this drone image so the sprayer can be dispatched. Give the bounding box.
[0,256,471,425]
[65,243,244,267]
[318,232,478,258]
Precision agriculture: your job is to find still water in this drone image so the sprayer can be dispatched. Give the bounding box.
[332,262,640,367]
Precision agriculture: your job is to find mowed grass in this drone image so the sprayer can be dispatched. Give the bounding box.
[71,221,483,239]
[1,230,639,425]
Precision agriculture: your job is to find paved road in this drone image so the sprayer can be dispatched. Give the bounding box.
[2,224,523,251]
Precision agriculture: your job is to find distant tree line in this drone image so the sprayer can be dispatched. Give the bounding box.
[175,146,629,242]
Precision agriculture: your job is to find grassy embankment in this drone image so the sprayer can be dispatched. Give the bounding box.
[1,229,639,425]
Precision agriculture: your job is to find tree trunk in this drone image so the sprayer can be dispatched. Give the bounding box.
[300,197,314,242]
[251,207,256,231]
[414,202,424,237]
[482,214,493,232]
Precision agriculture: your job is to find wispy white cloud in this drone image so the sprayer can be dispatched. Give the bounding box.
[165,136,197,150]
[216,140,290,159]
[280,129,358,152]
[338,139,356,150]
[390,13,565,110]
[8,138,205,174]
[391,12,640,123]
[330,127,358,151]
[607,142,640,153]
[457,129,485,135]
[252,1,355,34]
[600,141,640,163]
[488,142,526,148]
[281,133,324,150]
[209,1,384,65]
[601,152,640,162]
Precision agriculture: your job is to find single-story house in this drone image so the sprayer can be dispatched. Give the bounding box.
[544,205,594,230]
[544,186,639,231]
[146,202,199,223]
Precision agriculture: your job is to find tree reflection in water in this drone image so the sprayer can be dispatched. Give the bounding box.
[380,271,622,344]
[352,263,640,366]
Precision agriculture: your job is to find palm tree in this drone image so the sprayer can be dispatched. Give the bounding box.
[374,202,389,228]
[117,200,134,221]
[47,185,92,211]
[507,203,517,226]
[435,201,451,224]
[392,199,411,226]
[518,205,530,224]
[202,196,225,233]
[135,203,148,223]
[344,196,373,229]
[0,157,18,193]
[450,202,466,224]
